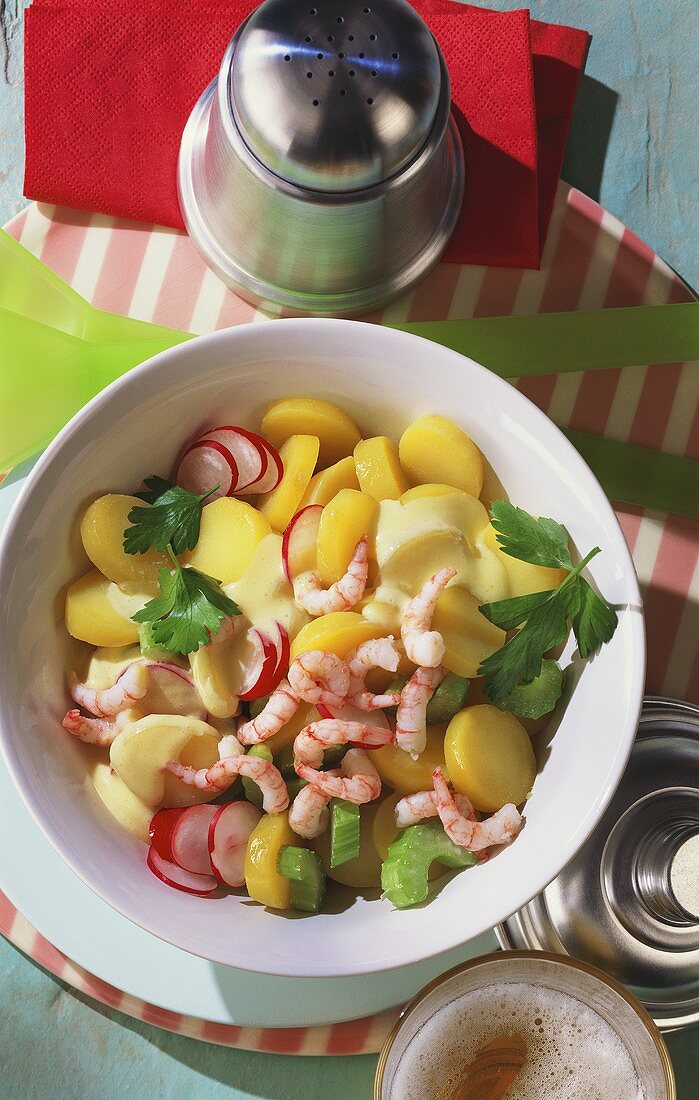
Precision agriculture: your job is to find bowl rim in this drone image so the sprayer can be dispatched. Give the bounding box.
[372,950,676,1098]
[0,317,646,976]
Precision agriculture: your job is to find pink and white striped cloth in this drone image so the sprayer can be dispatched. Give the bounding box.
[2,183,697,1052]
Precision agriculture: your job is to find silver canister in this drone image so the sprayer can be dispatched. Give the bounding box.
[497,697,699,1031]
[178,0,464,316]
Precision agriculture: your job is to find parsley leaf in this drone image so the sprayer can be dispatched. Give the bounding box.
[123,478,219,556]
[563,576,618,659]
[490,500,573,570]
[480,596,569,703]
[479,589,558,632]
[132,558,240,655]
[479,505,619,704]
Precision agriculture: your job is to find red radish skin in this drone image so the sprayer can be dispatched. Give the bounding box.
[249,438,283,495]
[147,846,218,896]
[233,628,276,701]
[268,622,290,692]
[281,505,323,582]
[201,426,267,492]
[208,802,262,887]
[176,439,237,499]
[149,807,184,861]
[169,804,219,875]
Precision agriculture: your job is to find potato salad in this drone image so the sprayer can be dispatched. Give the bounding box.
[60,397,617,911]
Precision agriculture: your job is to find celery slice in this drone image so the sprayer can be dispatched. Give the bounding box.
[381,821,477,909]
[330,799,361,867]
[426,673,470,724]
[277,846,326,913]
[496,659,564,720]
[242,744,273,809]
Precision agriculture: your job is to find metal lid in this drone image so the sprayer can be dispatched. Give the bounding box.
[228,0,443,192]
[497,697,699,1031]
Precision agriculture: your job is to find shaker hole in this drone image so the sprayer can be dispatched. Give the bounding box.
[317,53,323,59]
[366,97,373,104]
[307,72,313,78]
[327,35,334,42]
[349,70,355,76]
[363,6,371,12]
[284,54,291,61]
[348,34,354,41]
[305,35,312,42]
[371,70,377,77]
[358,51,365,58]
[337,15,344,23]
[329,70,335,77]
[313,99,320,106]
[392,52,399,58]
[338,52,345,58]
[369,33,377,40]
[309,7,317,14]
[339,88,346,96]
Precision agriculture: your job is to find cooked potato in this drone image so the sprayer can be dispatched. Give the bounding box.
[81,494,169,585]
[245,812,299,909]
[290,612,385,661]
[444,705,536,812]
[183,497,271,584]
[354,436,410,501]
[432,586,505,678]
[258,435,320,532]
[65,570,140,647]
[300,456,359,507]
[399,415,484,497]
[373,724,450,796]
[316,488,378,584]
[262,398,361,469]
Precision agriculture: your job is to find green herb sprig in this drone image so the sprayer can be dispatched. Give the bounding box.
[123,477,239,654]
[478,501,618,703]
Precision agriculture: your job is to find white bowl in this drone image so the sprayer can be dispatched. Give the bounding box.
[0,319,645,978]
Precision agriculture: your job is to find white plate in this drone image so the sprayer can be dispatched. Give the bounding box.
[0,459,496,1028]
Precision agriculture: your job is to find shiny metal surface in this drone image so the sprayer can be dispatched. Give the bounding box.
[177,0,464,316]
[230,0,442,191]
[496,697,699,1031]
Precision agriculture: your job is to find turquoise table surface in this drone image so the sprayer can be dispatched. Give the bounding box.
[1,2,697,1098]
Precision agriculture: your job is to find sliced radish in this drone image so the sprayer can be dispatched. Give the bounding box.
[147,846,218,896]
[250,438,284,495]
[238,630,277,700]
[208,801,262,887]
[169,804,219,875]
[268,621,290,692]
[149,807,184,861]
[282,505,323,582]
[176,439,237,499]
[201,426,267,492]
[143,661,207,719]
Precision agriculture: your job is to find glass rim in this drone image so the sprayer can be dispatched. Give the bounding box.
[373,949,676,1099]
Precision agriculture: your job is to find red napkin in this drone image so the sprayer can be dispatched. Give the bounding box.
[24,1,588,269]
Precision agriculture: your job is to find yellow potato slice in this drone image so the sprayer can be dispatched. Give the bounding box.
[65,570,140,647]
[373,724,450,796]
[399,415,484,497]
[433,586,505,678]
[445,705,536,812]
[354,436,410,501]
[245,811,299,909]
[400,483,464,504]
[83,645,142,689]
[261,398,361,469]
[300,456,359,507]
[258,435,320,532]
[290,612,385,661]
[479,461,508,512]
[182,497,271,584]
[90,759,153,842]
[317,488,378,584]
[483,522,568,597]
[110,714,220,806]
[161,733,224,808]
[312,799,383,887]
[81,494,170,586]
[360,598,402,635]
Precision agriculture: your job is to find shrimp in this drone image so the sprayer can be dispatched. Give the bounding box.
[401,566,456,667]
[432,767,522,851]
[236,679,300,745]
[394,788,477,829]
[67,663,148,718]
[345,636,401,711]
[61,707,141,747]
[206,615,241,647]
[395,665,446,759]
[292,537,369,616]
[166,735,289,813]
[288,773,340,838]
[293,718,393,769]
[287,651,350,708]
[296,747,381,805]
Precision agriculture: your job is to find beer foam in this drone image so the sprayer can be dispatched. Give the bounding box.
[391,981,645,1100]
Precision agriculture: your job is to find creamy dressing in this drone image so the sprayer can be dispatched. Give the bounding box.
[225,533,310,638]
[369,495,509,624]
[89,757,153,842]
[110,714,219,806]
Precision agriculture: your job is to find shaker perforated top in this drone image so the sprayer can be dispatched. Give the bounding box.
[228,0,444,192]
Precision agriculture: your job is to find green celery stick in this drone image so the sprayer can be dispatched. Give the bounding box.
[330,800,361,867]
[496,660,564,720]
[242,744,273,809]
[381,821,477,909]
[277,846,326,913]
